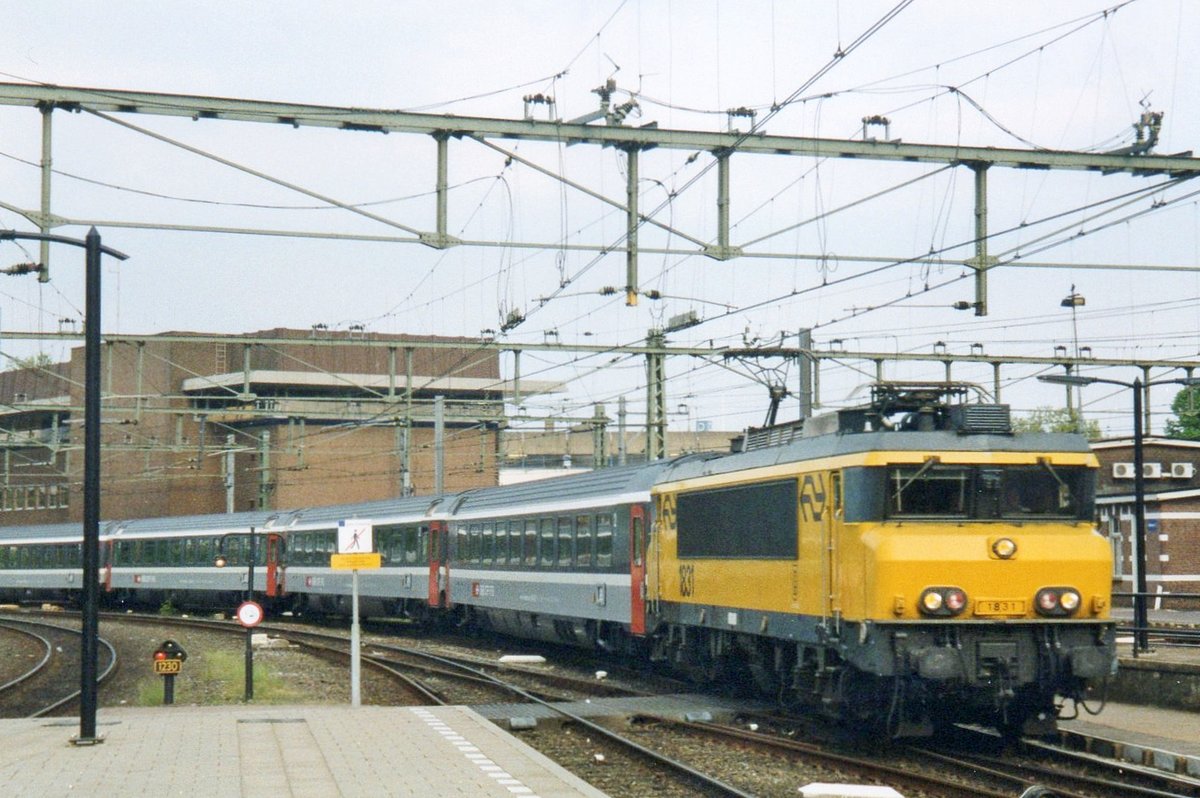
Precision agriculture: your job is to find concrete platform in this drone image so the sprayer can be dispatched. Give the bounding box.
[1058,701,1200,778]
[0,705,609,798]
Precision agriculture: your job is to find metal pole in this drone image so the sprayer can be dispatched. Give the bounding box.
[798,328,813,419]
[1132,380,1150,653]
[625,146,639,306]
[245,525,256,701]
[38,106,52,283]
[224,434,235,514]
[351,568,361,707]
[78,227,102,744]
[434,395,445,496]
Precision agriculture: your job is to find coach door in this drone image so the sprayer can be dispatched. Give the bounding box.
[427,520,449,608]
[264,534,283,597]
[629,505,648,635]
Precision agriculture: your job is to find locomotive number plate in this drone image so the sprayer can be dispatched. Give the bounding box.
[153,659,183,675]
[974,599,1026,617]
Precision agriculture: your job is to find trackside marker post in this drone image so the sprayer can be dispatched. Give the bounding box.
[152,640,187,705]
[335,520,378,707]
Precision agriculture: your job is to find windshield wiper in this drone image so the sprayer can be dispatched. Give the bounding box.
[894,456,941,499]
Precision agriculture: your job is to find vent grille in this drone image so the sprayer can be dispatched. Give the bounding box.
[950,404,1012,434]
[738,419,806,451]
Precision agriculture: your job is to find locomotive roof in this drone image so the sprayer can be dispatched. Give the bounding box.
[657,429,1094,484]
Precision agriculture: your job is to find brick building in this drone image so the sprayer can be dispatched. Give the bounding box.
[1092,438,1200,604]
[0,329,554,525]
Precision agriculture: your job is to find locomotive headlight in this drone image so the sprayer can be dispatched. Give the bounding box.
[991,537,1017,559]
[1035,587,1080,616]
[1037,589,1060,612]
[919,587,968,616]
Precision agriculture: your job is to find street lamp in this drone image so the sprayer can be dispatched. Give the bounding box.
[1038,372,1200,653]
[1,227,128,745]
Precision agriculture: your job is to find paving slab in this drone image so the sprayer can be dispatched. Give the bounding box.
[0,705,610,798]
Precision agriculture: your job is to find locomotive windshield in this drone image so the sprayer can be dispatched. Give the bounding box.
[843,462,1095,522]
[889,463,1091,519]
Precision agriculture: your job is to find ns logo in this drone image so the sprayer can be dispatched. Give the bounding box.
[799,473,827,522]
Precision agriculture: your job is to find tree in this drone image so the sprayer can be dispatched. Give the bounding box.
[1013,407,1102,439]
[11,352,56,370]
[1165,386,1200,440]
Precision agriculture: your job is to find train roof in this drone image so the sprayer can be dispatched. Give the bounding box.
[283,493,450,530]
[111,508,280,539]
[448,459,690,519]
[658,429,1094,484]
[0,521,82,544]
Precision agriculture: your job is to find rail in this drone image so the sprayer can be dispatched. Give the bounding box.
[1112,591,1200,657]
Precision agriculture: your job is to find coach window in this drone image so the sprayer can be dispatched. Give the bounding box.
[469,524,482,563]
[540,518,555,567]
[504,522,519,568]
[454,525,467,563]
[558,517,574,567]
[403,527,417,564]
[524,520,538,566]
[391,527,407,564]
[417,526,429,564]
[482,522,495,565]
[492,521,507,566]
[575,515,593,568]
[595,513,614,568]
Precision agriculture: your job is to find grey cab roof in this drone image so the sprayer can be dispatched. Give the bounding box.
[658,430,1093,484]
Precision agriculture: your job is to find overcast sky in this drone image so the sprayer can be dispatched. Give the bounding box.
[1,1,1198,436]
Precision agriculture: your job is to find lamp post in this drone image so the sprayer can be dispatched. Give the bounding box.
[1038,372,1200,653]
[214,527,259,701]
[1,228,128,745]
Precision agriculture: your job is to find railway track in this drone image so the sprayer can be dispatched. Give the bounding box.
[0,617,117,719]
[9,607,1198,797]
[95,613,759,796]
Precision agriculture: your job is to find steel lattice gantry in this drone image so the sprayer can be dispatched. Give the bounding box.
[4,81,1200,307]
[5,82,1200,457]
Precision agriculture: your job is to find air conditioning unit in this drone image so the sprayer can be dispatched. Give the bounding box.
[1143,462,1163,479]
[1170,462,1196,479]
[1112,463,1136,479]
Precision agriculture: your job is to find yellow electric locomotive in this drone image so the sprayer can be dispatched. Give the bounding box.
[647,384,1114,736]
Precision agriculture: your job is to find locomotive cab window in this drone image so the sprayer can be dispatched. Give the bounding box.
[888,464,969,517]
[864,462,1094,521]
